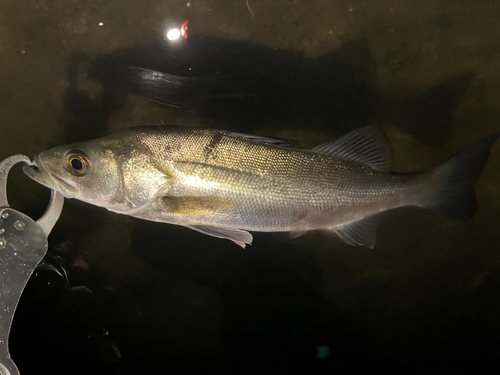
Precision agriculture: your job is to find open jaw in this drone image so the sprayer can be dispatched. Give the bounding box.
[22,157,79,197]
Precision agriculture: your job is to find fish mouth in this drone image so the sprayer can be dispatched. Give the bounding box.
[23,155,79,197]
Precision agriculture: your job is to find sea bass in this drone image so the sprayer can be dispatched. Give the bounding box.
[23,125,498,248]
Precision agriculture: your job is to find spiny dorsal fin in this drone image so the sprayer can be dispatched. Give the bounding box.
[331,215,378,249]
[222,131,302,149]
[311,125,393,172]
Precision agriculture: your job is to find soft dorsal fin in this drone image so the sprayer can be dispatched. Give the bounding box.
[311,125,393,172]
[331,215,378,249]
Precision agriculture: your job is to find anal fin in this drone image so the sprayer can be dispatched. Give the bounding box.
[331,216,378,249]
[186,225,253,248]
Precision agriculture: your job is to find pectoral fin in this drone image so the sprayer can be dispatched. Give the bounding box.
[186,225,253,248]
[331,216,378,249]
[161,195,237,215]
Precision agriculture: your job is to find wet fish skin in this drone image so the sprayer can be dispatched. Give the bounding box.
[23,125,498,248]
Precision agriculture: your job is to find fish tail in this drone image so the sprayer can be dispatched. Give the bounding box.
[427,132,499,220]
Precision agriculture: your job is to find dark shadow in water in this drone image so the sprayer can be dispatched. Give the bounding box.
[378,72,474,145]
[129,222,369,372]
[39,36,476,268]
[129,222,319,291]
[47,36,478,372]
[218,264,369,373]
[10,243,123,375]
[67,36,475,146]
[61,54,122,143]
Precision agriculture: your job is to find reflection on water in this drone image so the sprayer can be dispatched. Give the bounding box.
[1,0,500,373]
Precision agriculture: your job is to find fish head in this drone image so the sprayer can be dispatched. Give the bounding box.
[24,133,174,213]
[23,138,125,209]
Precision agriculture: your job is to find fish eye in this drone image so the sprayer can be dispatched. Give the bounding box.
[71,158,83,170]
[66,151,90,175]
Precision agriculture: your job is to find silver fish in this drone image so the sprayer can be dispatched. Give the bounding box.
[23,125,498,248]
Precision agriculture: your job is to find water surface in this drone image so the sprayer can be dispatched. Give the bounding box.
[1,0,499,373]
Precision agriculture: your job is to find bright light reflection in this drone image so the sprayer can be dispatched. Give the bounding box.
[166,28,181,41]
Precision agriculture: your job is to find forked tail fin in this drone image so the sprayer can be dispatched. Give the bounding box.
[430,132,499,220]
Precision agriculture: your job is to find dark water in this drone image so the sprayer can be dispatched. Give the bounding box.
[1,0,500,373]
